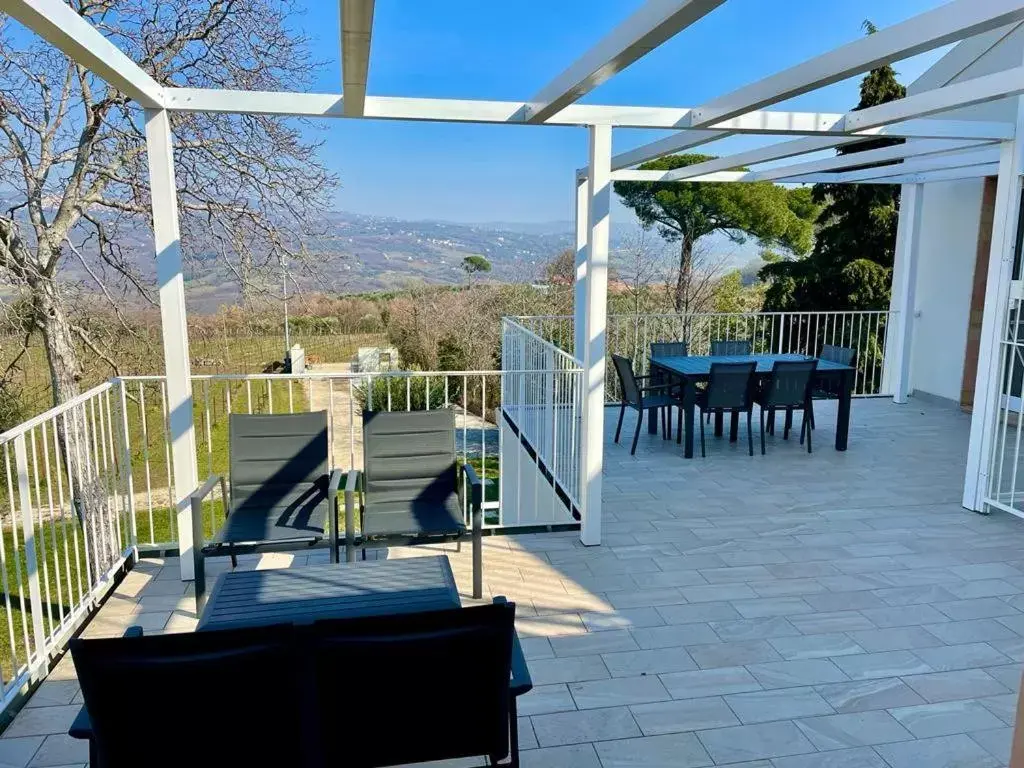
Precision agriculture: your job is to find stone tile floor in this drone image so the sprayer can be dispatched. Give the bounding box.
[5,397,1024,768]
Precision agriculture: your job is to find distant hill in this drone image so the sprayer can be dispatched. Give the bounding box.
[28,207,760,313]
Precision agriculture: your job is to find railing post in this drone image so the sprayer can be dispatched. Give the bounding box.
[117,380,138,556]
[14,435,46,675]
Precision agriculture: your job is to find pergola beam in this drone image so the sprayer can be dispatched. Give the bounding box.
[524,0,725,123]
[687,0,1024,128]
[0,0,163,108]
[161,88,1016,139]
[612,129,729,171]
[611,162,1000,185]
[841,66,1024,133]
[340,0,375,117]
[827,148,1000,183]
[749,138,994,182]
[660,135,869,181]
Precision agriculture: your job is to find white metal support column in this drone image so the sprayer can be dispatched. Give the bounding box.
[964,131,1024,512]
[144,109,200,579]
[574,178,589,363]
[887,183,924,403]
[579,125,611,546]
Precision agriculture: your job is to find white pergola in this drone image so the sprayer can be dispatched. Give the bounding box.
[5,0,1024,577]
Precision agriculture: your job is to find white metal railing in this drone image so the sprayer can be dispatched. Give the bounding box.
[0,382,135,715]
[500,319,584,512]
[119,363,584,547]
[517,310,897,400]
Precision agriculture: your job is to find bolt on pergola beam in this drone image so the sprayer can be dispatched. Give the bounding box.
[749,138,995,182]
[840,66,1024,133]
[0,0,164,108]
[686,0,1024,128]
[659,135,870,181]
[340,0,375,117]
[161,88,1017,139]
[523,0,725,124]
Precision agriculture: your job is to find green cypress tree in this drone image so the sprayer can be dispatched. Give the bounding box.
[761,21,906,312]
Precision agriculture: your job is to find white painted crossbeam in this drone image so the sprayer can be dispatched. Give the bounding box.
[687,0,1024,128]
[0,0,163,107]
[749,139,995,182]
[841,66,1024,133]
[161,89,1016,140]
[524,0,725,123]
[340,0,375,117]
[611,129,729,170]
[660,136,869,181]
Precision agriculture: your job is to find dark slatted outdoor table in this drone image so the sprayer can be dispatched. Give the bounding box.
[649,353,856,459]
[197,555,461,631]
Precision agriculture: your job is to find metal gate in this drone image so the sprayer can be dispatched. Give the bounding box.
[985,192,1024,515]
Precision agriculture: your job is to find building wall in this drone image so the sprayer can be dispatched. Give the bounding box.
[906,179,985,402]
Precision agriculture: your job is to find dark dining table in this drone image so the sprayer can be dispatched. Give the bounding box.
[649,353,856,459]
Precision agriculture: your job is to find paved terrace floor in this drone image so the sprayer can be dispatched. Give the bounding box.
[5,398,1024,768]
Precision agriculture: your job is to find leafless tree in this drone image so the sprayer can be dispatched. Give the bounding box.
[616,231,672,316]
[0,0,336,553]
[0,0,335,407]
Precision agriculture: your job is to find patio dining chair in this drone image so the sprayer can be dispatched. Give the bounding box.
[710,339,753,356]
[696,362,757,457]
[344,408,484,598]
[189,411,342,610]
[611,354,677,455]
[754,359,818,455]
[706,340,753,424]
[650,341,688,439]
[807,343,855,429]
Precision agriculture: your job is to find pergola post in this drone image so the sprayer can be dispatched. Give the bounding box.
[144,109,200,579]
[579,125,611,546]
[886,183,924,403]
[964,130,1024,512]
[573,177,589,362]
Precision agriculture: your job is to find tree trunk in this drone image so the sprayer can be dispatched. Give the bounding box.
[31,274,113,575]
[674,236,694,314]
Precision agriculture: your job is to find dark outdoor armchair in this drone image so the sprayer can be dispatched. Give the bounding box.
[69,600,533,768]
[189,411,341,610]
[611,354,677,455]
[345,408,484,598]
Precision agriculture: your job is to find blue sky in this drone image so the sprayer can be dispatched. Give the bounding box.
[294,1,949,224]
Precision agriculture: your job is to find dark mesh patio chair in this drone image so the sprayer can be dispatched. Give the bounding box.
[612,354,677,455]
[190,411,341,610]
[345,408,484,598]
[650,342,688,439]
[705,340,753,424]
[70,624,304,768]
[310,599,532,768]
[755,359,818,455]
[711,339,753,356]
[808,344,855,429]
[696,362,757,457]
